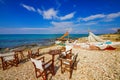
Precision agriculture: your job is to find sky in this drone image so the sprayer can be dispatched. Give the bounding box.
[0,0,120,34]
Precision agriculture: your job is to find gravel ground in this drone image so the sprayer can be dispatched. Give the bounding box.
[0,45,120,80]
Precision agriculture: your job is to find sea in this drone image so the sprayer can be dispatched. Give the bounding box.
[0,34,89,49]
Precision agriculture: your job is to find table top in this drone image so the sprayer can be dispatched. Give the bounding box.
[48,49,61,55]
[12,48,25,52]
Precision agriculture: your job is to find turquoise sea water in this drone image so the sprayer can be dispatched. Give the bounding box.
[0,34,88,48]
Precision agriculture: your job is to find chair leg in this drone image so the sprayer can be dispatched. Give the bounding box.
[51,65,54,75]
[74,62,77,70]
[43,72,47,80]
[3,62,7,70]
[15,62,18,67]
[61,67,65,74]
[69,68,73,79]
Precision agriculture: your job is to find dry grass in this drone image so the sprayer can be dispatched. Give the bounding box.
[100,34,120,41]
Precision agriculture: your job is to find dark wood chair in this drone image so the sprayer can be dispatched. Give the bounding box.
[0,52,19,70]
[60,53,78,79]
[31,56,54,80]
[59,49,72,59]
[28,48,40,59]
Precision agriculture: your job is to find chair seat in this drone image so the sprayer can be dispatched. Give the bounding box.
[63,61,70,65]
[44,62,52,69]
[4,56,14,61]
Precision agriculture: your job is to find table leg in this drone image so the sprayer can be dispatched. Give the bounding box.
[20,51,24,60]
[52,55,55,75]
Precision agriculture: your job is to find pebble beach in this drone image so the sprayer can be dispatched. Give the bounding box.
[0,43,120,80]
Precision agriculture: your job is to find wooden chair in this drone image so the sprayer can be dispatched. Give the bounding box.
[60,46,72,59]
[28,48,40,59]
[31,56,54,80]
[0,52,19,70]
[60,53,78,79]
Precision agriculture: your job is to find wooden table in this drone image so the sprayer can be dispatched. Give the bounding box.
[13,48,25,62]
[48,49,61,75]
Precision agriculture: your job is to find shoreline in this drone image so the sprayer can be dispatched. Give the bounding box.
[0,33,120,53]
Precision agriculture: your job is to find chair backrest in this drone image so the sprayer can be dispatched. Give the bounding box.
[72,53,78,64]
[0,52,15,61]
[31,58,44,71]
[65,45,72,51]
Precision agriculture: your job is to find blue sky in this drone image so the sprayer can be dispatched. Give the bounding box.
[0,0,120,34]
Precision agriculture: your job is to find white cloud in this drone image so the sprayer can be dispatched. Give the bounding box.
[42,8,58,19]
[37,8,58,19]
[109,28,119,31]
[21,3,75,20]
[60,12,75,20]
[79,12,120,22]
[50,21,76,33]
[51,21,74,27]
[107,12,120,19]
[81,14,105,21]
[37,9,42,15]
[21,4,36,12]
[37,8,75,20]
[84,22,97,25]
[21,28,49,30]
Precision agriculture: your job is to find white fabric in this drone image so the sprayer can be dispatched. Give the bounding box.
[65,45,72,51]
[61,45,72,56]
[55,41,61,44]
[0,52,15,61]
[31,58,43,71]
[80,43,90,49]
[65,40,69,45]
[4,56,14,61]
[88,32,104,42]
[63,56,75,65]
[73,40,78,45]
[0,52,15,57]
[95,44,108,50]
[110,42,120,46]
[66,50,71,54]
[63,61,70,65]
[94,42,120,50]
[62,52,67,56]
